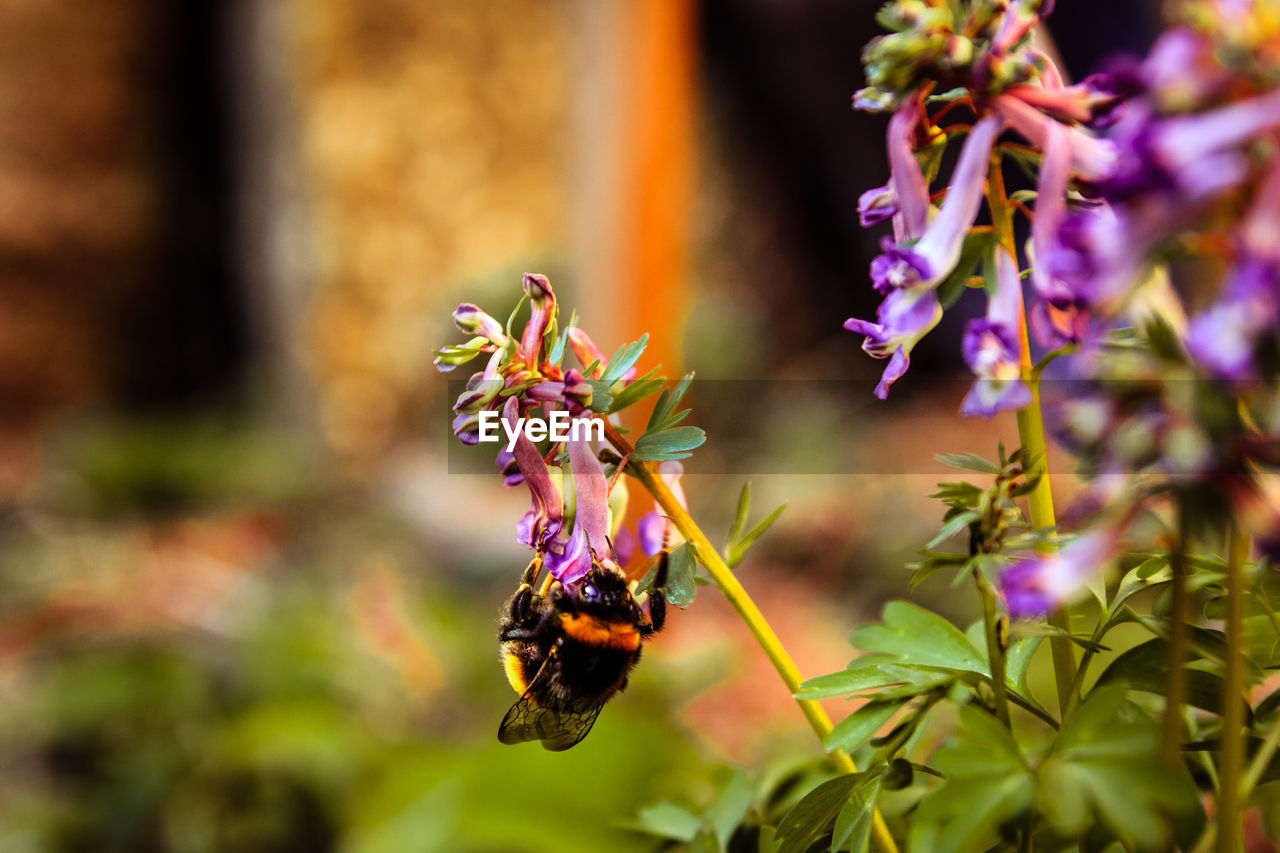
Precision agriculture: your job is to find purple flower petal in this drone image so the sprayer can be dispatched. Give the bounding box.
[503,397,562,547]
[1000,529,1121,617]
[519,273,556,365]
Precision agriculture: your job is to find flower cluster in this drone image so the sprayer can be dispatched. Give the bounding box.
[436,274,697,587]
[847,0,1124,411]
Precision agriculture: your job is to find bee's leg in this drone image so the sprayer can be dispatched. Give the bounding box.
[642,588,666,635]
[520,554,542,587]
[640,550,669,635]
[499,574,542,642]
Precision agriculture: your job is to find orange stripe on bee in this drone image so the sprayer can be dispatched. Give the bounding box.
[503,651,528,695]
[559,613,641,651]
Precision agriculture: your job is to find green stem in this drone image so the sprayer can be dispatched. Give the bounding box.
[604,422,900,853]
[1163,513,1190,768]
[1218,525,1250,853]
[986,153,1077,717]
[976,571,1011,726]
[1240,708,1280,803]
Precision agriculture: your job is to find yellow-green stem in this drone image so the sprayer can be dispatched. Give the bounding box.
[976,571,1011,726]
[1163,517,1189,768]
[604,422,900,853]
[986,154,1077,716]
[1218,525,1249,853]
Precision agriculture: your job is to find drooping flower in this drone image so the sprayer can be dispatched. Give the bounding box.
[844,285,944,400]
[866,115,1005,295]
[847,115,1004,398]
[1000,527,1123,617]
[543,424,618,585]
[1186,162,1280,379]
[502,397,564,550]
[961,250,1032,417]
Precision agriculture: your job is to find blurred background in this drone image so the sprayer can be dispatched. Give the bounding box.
[0,1,1159,850]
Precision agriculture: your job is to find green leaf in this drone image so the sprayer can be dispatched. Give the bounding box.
[1004,636,1042,695]
[934,452,1000,475]
[647,374,693,431]
[913,705,1034,853]
[794,664,912,700]
[705,770,754,849]
[936,230,996,310]
[633,426,706,462]
[584,379,614,413]
[726,483,752,550]
[925,510,979,550]
[774,772,878,853]
[726,503,787,569]
[850,601,988,675]
[1042,686,1204,850]
[830,777,881,853]
[627,801,702,842]
[606,366,664,414]
[663,543,698,609]
[824,700,905,752]
[600,333,649,384]
[1093,637,1250,719]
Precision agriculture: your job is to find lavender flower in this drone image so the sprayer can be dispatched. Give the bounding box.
[543,423,618,585]
[961,251,1032,417]
[847,115,1003,398]
[1186,163,1280,379]
[867,115,1004,294]
[1000,528,1122,617]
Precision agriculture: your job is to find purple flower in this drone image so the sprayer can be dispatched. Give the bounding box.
[544,421,617,585]
[845,285,944,399]
[858,183,898,228]
[1000,528,1122,617]
[1103,87,1280,203]
[1186,161,1280,378]
[990,93,1117,182]
[1024,118,1095,347]
[868,115,1005,293]
[519,273,556,366]
[633,462,686,558]
[1004,74,1129,129]
[886,93,930,240]
[452,303,508,346]
[503,398,563,549]
[961,251,1032,417]
[1186,259,1280,379]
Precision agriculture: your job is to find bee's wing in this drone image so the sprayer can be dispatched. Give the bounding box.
[497,651,605,751]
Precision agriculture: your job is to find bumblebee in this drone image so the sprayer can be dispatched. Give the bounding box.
[497,553,667,750]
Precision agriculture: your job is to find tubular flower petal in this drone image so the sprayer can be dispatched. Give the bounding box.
[1027,118,1091,347]
[990,93,1118,182]
[1186,260,1280,379]
[519,273,556,365]
[887,92,931,240]
[845,286,944,399]
[961,251,1032,417]
[1000,527,1123,617]
[452,303,508,347]
[868,114,1004,293]
[503,398,563,548]
[567,328,607,378]
[1103,87,1280,203]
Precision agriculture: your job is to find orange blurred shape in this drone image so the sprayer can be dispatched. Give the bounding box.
[349,557,443,697]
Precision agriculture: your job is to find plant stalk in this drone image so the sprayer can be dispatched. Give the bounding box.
[1163,513,1190,768]
[986,153,1077,717]
[1217,525,1250,853]
[603,421,900,853]
[976,571,1011,726]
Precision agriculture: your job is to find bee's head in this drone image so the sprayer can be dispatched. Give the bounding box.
[572,566,635,616]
